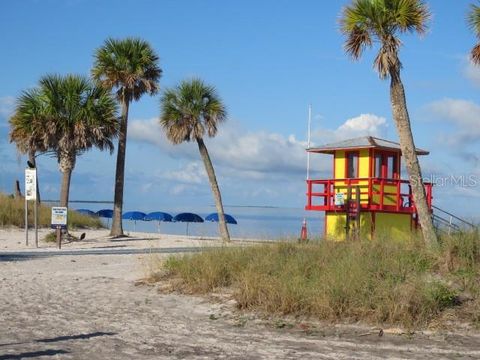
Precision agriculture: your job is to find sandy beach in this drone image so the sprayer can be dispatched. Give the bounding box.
[1,228,480,359]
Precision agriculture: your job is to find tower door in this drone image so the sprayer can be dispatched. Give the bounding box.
[373,151,399,180]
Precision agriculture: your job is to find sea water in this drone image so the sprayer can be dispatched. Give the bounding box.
[85,205,324,240]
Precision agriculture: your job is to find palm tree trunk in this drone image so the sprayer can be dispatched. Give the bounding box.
[59,168,73,208]
[58,152,76,208]
[57,152,74,245]
[389,69,438,247]
[28,150,41,204]
[196,137,230,242]
[110,97,129,237]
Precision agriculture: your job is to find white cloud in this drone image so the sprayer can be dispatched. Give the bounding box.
[335,113,387,139]
[128,113,388,181]
[425,98,480,144]
[162,162,206,184]
[0,96,14,115]
[462,57,480,87]
[0,96,15,125]
[310,113,388,146]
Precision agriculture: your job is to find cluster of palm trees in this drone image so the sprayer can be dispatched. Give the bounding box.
[10,38,231,242]
[8,0,480,246]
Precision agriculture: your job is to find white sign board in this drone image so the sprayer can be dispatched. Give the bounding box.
[51,207,68,229]
[334,192,345,206]
[25,168,37,201]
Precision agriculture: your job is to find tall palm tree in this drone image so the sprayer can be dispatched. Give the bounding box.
[10,74,119,208]
[340,0,437,246]
[92,37,162,237]
[468,2,480,64]
[9,89,49,203]
[160,79,231,242]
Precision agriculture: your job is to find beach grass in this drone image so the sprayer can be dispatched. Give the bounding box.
[0,193,104,229]
[153,231,480,329]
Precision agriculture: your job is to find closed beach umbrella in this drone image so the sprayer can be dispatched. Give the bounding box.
[145,212,173,233]
[122,211,147,232]
[173,212,204,236]
[205,213,238,225]
[76,209,95,216]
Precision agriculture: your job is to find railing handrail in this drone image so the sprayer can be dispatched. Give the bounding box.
[305,177,433,214]
[432,205,476,228]
[307,177,432,185]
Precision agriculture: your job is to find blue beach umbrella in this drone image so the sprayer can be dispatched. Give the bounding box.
[205,213,238,225]
[76,209,95,216]
[96,209,113,227]
[122,211,147,232]
[173,212,204,235]
[145,212,173,233]
[96,209,113,218]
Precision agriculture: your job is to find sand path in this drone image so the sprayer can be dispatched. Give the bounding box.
[1,229,480,359]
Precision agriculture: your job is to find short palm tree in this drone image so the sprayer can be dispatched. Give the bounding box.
[160,79,231,242]
[340,0,437,246]
[468,2,480,64]
[9,89,49,203]
[11,74,118,208]
[92,37,162,237]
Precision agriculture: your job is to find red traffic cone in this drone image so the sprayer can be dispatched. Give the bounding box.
[300,218,308,242]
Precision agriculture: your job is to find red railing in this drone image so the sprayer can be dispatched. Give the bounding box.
[305,178,432,214]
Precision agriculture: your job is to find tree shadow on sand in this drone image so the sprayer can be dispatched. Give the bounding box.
[0,349,69,359]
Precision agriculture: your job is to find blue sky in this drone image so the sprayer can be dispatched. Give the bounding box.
[0,0,479,218]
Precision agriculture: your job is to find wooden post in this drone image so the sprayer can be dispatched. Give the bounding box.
[345,186,352,239]
[15,180,22,198]
[34,199,38,248]
[307,181,312,208]
[56,227,62,249]
[355,186,361,240]
[25,198,28,246]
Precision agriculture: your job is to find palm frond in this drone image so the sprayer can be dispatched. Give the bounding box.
[160,79,227,145]
[92,37,162,103]
[340,0,428,79]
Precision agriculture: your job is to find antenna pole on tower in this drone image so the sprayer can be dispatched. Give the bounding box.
[307,104,312,180]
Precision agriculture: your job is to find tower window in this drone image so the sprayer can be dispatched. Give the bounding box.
[346,152,359,178]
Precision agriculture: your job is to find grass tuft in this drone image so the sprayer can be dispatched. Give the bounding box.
[155,232,480,329]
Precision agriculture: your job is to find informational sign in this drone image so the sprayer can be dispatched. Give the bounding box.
[51,207,68,229]
[25,168,37,201]
[334,192,345,206]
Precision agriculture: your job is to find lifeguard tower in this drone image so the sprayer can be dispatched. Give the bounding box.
[305,136,433,240]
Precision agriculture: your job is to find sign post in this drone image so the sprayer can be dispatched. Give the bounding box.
[25,168,38,247]
[51,207,68,249]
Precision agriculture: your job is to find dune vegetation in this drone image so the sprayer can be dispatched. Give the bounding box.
[151,232,480,329]
[0,193,103,229]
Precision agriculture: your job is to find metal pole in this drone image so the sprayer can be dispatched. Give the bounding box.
[34,199,38,248]
[25,198,28,246]
[307,104,312,180]
[56,226,62,249]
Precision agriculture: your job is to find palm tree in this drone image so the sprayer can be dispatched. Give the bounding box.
[468,2,480,64]
[9,89,49,203]
[92,37,162,237]
[160,79,231,242]
[340,0,437,246]
[10,74,118,208]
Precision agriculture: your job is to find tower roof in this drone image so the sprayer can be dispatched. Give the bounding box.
[307,136,429,155]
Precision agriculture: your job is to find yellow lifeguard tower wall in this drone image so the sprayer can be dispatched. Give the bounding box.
[325,148,413,241]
